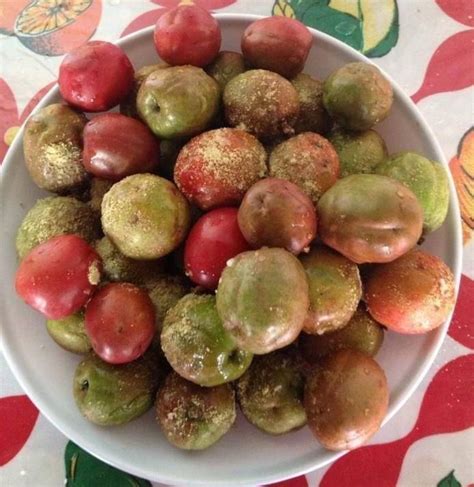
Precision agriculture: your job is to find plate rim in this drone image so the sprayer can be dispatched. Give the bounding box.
[0,12,463,486]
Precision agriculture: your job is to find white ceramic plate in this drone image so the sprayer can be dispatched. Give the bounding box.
[0,14,463,487]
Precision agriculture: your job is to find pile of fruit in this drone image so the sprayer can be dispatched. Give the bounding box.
[14,6,456,453]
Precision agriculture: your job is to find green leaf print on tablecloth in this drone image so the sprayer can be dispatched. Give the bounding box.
[437,470,462,487]
[65,441,151,487]
[272,0,399,57]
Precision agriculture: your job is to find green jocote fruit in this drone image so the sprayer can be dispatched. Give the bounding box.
[323,62,393,131]
[216,247,309,354]
[236,349,306,435]
[16,196,100,260]
[73,353,160,426]
[101,173,190,260]
[137,65,220,139]
[300,245,362,335]
[46,311,91,354]
[156,372,236,450]
[161,294,253,387]
[375,151,450,233]
[329,128,388,177]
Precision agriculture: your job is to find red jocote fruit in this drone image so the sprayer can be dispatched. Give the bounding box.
[15,234,102,320]
[59,41,134,112]
[82,113,160,181]
[184,207,251,289]
[365,249,456,334]
[238,178,317,255]
[153,5,221,67]
[241,16,312,79]
[85,283,156,364]
[174,128,267,210]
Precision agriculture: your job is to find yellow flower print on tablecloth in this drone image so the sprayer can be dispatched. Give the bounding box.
[273,0,399,58]
[450,127,474,245]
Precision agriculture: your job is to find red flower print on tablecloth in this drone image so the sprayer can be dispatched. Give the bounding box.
[449,127,474,245]
[319,353,474,487]
[448,275,474,350]
[0,395,39,466]
[436,0,474,27]
[411,30,474,103]
[0,78,55,164]
[121,0,236,38]
[0,0,102,57]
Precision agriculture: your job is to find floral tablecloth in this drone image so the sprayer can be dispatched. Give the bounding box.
[1,1,473,486]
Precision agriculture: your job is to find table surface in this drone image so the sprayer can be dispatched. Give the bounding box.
[1,1,473,486]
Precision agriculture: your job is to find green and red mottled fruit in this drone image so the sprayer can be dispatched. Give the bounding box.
[23,103,89,193]
[375,151,450,233]
[317,174,423,263]
[174,128,267,210]
[269,132,339,204]
[323,62,393,131]
[365,249,456,334]
[300,305,384,362]
[238,178,317,254]
[216,248,309,354]
[300,245,361,334]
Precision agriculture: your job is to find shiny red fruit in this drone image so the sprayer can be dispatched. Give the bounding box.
[85,283,156,364]
[241,16,312,79]
[83,113,160,181]
[184,207,251,289]
[59,41,134,112]
[153,5,221,67]
[15,235,102,320]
